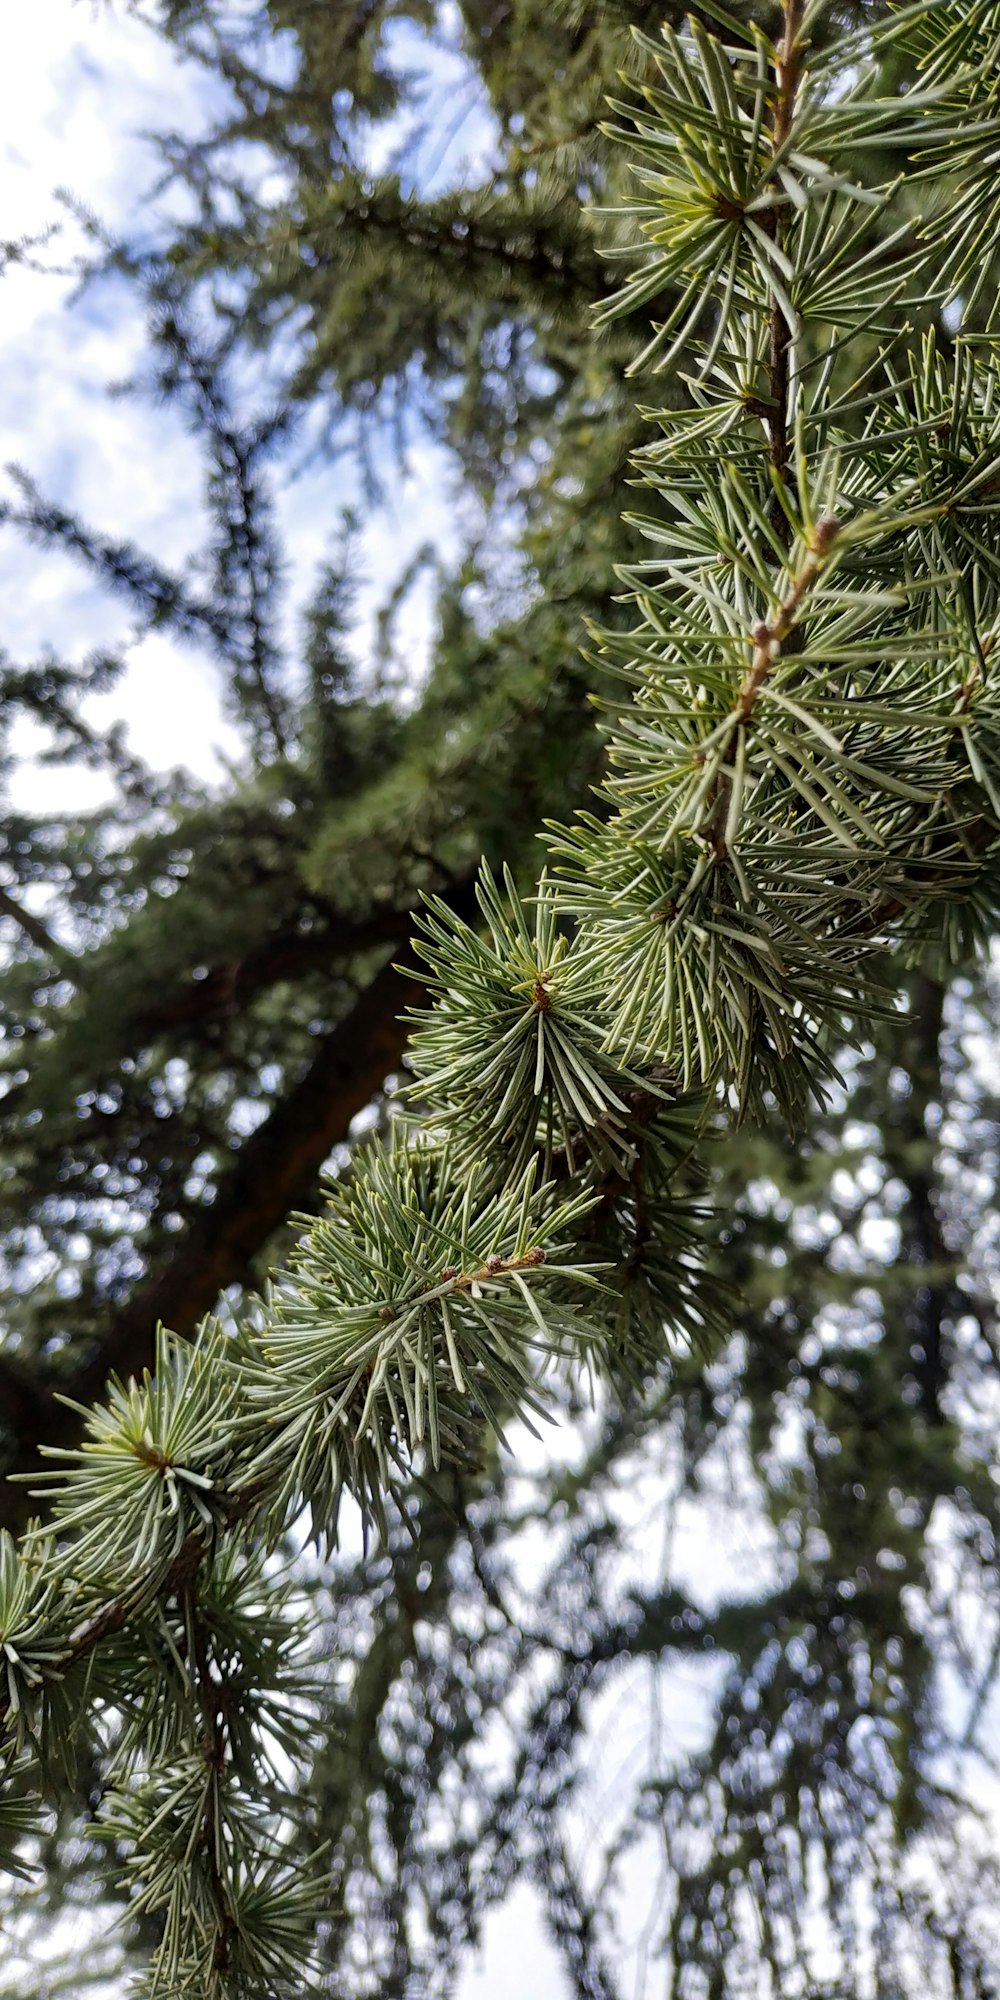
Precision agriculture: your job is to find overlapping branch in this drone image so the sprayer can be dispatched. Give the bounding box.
[7,1,1000,1991]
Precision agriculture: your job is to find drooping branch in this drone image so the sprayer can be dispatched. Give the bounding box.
[0,884,77,978]
[5,8,1000,1986]
[0,472,236,654]
[0,955,428,1525]
[151,305,291,761]
[132,898,440,1036]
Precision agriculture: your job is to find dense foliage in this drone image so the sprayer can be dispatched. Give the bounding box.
[5,1,1000,1996]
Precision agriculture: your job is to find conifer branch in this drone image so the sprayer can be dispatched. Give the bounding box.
[0,885,77,978]
[133,895,465,1036]
[765,0,805,513]
[0,881,479,1522]
[188,1594,239,1971]
[707,513,840,861]
[0,959,430,1524]
[8,4,1000,1990]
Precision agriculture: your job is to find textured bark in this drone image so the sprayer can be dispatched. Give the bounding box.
[133,901,420,1033]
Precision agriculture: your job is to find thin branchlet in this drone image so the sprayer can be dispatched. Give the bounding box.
[765,0,806,519]
[7,5,1000,1993]
[707,513,841,860]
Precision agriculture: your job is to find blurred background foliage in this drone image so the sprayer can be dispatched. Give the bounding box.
[4,1,1000,1993]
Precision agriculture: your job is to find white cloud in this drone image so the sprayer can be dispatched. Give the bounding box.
[0,2,242,808]
[1,2,216,238]
[0,3,480,815]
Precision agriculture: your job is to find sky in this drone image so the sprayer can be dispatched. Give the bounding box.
[0,1,232,805]
[0,0,469,819]
[5,11,1000,2000]
[0,7,574,1992]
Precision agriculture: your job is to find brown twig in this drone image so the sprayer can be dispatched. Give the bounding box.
[764,0,805,520]
[707,514,840,862]
[189,1593,239,1971]
[698,0,811,861]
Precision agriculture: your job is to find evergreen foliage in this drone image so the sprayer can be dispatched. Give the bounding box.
[7,0,1000,1995]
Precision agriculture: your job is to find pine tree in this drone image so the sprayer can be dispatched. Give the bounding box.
[0,0,666,1523]
[7,1,1000,1995]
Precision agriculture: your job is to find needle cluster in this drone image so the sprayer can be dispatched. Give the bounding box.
[7,2,1000,1991]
